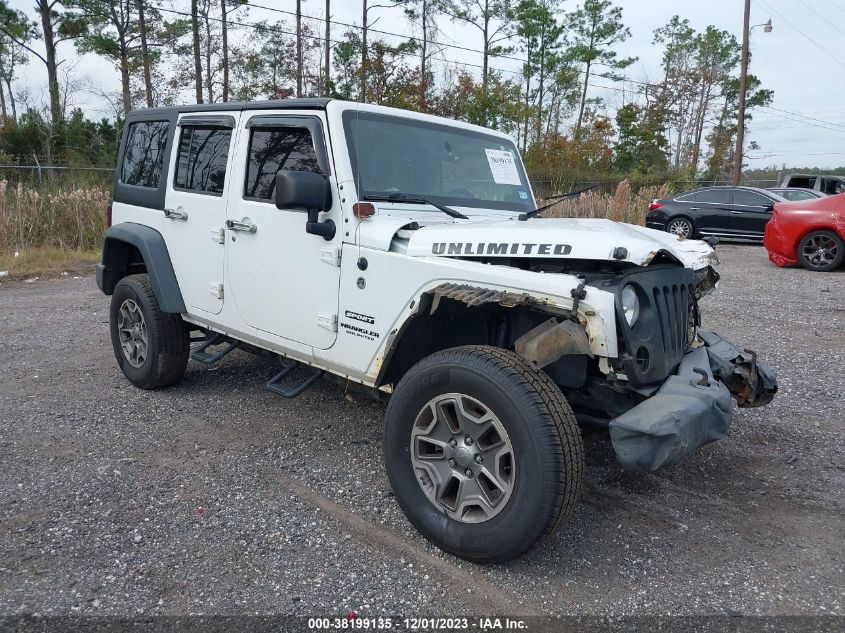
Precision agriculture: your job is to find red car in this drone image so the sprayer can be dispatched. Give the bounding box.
[764,192,845,272]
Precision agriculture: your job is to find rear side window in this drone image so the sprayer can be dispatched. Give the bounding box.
[174,126,232,194]
[695,189,729,204]
[121,121,169,188]
[732,190,770,206]
[244,127,323,201]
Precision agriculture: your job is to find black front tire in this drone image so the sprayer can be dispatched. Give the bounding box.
[384,346,584,563]
[109,274,189,389]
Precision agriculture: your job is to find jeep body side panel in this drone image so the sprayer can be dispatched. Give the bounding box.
[97,223,186,314]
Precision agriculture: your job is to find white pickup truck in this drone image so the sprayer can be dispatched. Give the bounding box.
[97,98,776,562]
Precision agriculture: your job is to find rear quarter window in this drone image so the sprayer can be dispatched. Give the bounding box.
[121,121,169,188]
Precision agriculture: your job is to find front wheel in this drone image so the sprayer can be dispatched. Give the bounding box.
[384,346,584,563]
[798,230,844,272]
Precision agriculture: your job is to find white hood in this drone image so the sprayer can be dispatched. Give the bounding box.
[400,216,718,270]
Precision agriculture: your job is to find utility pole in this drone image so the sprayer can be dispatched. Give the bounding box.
[732,0,751,186]
[296,0,303,98]
[324,0,331,96]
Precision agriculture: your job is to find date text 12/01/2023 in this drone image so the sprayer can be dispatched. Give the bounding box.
[307,616,528,630]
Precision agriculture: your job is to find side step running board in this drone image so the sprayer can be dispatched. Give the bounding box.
[266,361,324,398]
[191,333,240,364]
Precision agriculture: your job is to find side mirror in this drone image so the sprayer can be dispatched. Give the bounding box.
[275,170,335,240]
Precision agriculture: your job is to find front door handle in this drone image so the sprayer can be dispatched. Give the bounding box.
[164,208,188,220]
[689,207,699,211]
[730,210,743,214]
[226,219,257,233]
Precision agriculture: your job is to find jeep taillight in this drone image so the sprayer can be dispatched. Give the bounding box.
[648,200,663,211]
[106,204,112,228]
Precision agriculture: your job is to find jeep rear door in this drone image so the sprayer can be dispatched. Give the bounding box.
[225,111,340,350]
[162,113,240,315]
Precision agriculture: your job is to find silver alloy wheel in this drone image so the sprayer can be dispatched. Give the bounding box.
[410,393,516,523]
[801,234,838,268]
[667,218,692,238]
[117,298,148,368]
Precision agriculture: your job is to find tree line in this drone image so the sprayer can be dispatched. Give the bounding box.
[0,0,776,186]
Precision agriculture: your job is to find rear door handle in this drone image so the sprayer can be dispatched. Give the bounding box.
[164,208,188,220]
[730,210,743,214]
[226,219,257,233]
[688,207,699,211]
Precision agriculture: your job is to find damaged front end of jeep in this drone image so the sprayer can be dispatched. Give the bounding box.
[567,263,777,472]
[396,261,777,473]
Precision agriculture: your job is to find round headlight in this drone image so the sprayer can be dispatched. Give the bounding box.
[621,285,640,326]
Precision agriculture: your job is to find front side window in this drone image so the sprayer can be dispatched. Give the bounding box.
[244,127,322,201]
[343,111,533,212]
[174,126,232,194]
[121,121,169,188]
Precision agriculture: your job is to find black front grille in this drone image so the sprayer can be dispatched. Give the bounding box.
[607,266,697,387]
[652,282,692,364]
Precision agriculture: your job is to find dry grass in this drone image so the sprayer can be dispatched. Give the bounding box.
[0,247,100,279]
[0,181,110,253]
[541,179,672,226]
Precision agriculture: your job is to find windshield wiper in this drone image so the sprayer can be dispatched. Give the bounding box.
[363,192,469,220]
[518,185,597,221]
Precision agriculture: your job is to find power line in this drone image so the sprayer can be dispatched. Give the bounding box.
[757,106,845,135]
[761,105,845,129]
[827,0,845,17]
[753,0,845,68]
[796,0,845,38]
[233,0,663,90]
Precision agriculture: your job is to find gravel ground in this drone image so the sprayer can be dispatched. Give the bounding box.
[0,244,843,621]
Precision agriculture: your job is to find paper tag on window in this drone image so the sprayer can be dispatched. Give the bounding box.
[485,149,521,186]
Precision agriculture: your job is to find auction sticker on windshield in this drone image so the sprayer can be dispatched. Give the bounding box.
[485,148,521,185]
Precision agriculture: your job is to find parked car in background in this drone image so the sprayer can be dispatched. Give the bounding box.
[768,187,826,201]
[646,186,786,240]
[780,174,845,195]
[764,193,845,272]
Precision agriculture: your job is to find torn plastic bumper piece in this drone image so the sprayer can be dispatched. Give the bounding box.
[608,332,777,472]
[699,331,778,408]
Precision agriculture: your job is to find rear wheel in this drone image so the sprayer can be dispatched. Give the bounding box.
[109,274,189,389]
[666,216,694,239]
[384,346,584,563]
[798,230,844,272]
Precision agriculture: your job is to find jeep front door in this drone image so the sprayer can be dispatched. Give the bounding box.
[162,114,239,315]
[225,113,340,350]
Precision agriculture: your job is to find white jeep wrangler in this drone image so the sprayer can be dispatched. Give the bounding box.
[97,98,776,563]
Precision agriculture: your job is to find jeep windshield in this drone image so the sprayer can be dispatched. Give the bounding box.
[342,110,534,213]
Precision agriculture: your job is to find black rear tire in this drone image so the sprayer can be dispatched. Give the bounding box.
[109,274,189,389]
[384,345,584,563]
[797,230,844,272]
[666,216,695,239]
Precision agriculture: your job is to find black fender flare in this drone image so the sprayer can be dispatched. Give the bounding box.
[96,223,186,314]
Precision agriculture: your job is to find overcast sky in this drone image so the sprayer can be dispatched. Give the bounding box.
[7,0,845,169]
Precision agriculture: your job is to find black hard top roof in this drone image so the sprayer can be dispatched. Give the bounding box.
[126,97,333,119]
